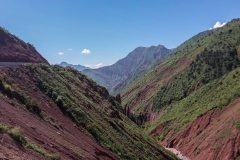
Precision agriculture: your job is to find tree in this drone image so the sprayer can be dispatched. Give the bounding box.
[115,94,121,104]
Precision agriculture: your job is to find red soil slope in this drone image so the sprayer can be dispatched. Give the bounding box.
[0,66,117,160]
[0,27,48,64]
[162,99,240,160]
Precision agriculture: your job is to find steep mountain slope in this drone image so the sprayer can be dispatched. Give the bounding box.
[162,98,240,160]
[0,28,178,160]
[0,65,177,160]
[60,62,89,71]
[83,45,171,95]
[122,19,240,159]
[122,18,240,115]
[150,67,240,159]
[0,27,48,64]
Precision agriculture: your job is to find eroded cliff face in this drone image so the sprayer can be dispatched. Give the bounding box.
[0,27,48,64]
[159,99,240,160]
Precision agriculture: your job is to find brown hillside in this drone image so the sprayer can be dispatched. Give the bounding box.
[156,99,240,160]
[0,66,117,160]
[0,27,48,64]
[0,65,177,160]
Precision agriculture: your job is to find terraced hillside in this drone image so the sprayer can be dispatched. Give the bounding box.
[0,65,177,160]
[122,19,240,159]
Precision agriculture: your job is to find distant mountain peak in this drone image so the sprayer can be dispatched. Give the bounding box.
[82,44,171,94]
[59,61,89,71]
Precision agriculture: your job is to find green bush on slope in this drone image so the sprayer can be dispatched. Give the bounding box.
[0,80,43,117]
[0,124,60,160]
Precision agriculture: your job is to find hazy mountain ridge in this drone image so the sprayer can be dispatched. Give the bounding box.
[60,61,89,71]
[82,45,171,95]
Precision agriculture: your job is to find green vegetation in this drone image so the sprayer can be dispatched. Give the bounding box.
[27,143,60,160]
[235,121,240,129]
[118,19,240,148]
[0,124,27,145]
[122,19,240,116]
[0,124,60,160]
[147,67,240,139]
[0,80,43,117]
[154,47,240,110]
[121,28,213,114]
[27,65,177,160]
[153,20,240,110]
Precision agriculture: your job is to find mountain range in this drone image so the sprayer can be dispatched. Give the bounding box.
[60,62,89,71]
[1,18,240,160]
[122,18,240,159]
[63,45,171,95]
[0,26,177,159]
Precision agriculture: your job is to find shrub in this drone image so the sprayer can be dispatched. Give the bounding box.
[26,101,42,117]
[235,121,240,129]
[0,80,43,117]
[27,143,61,160]
[0,124,27,146]
[0,124,9,133]
[115,94,122,104]
[8,127,27,146]
[0,123,60,159]
[88,127,102,143]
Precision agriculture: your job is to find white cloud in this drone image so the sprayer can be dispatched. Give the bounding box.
[95,63,103,68]
[81,48,91,55]
[210,21,226,30]
[58,52,64,56]
[85,64,91,68]
[67,48,73,51]
[85,63,104,69]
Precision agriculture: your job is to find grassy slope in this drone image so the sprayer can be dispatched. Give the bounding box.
[147,66,240,139]
[122,19,240,143]
[147,19,240,138]
[122,27,213,114]
[0,65,177,160]
[153,20,240,111]
[122,19,240,116]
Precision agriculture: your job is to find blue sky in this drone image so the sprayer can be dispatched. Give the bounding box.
[0,0,239,67]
